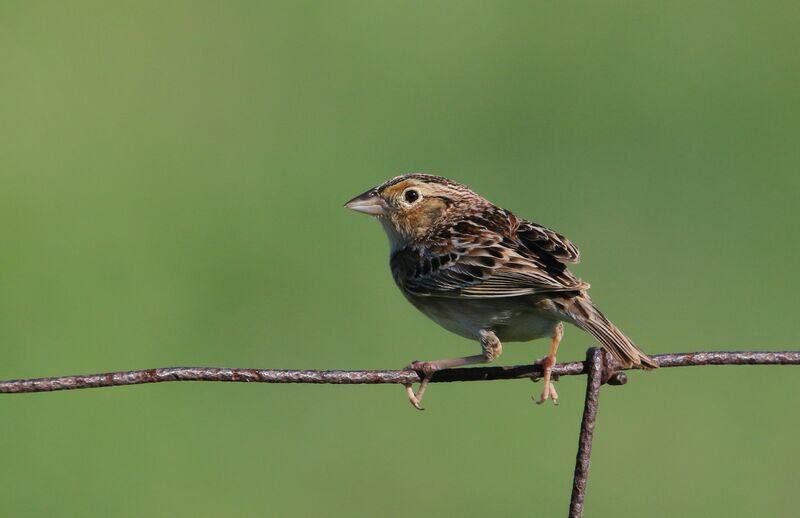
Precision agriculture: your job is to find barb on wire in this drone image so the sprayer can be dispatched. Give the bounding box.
[0,351,797,394]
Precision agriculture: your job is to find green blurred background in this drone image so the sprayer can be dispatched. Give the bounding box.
[1,1,798,516]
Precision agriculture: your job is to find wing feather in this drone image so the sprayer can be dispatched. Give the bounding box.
[392,211,587,299]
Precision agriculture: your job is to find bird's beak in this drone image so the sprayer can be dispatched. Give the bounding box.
[344,189,388,216]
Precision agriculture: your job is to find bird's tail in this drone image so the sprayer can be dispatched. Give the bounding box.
[563,295,658,369]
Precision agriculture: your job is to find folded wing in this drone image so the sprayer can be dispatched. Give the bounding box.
[392,211,588,299]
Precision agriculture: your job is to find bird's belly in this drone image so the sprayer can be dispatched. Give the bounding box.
[407,295,561,342]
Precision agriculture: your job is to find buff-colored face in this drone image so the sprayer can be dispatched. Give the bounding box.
[345,176,456,243]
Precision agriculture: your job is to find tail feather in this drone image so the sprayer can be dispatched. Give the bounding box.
[565,295,658,369]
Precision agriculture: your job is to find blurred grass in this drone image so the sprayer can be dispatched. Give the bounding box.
[1,1,799,516]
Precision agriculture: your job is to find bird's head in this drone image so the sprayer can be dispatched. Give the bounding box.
[345,174,475,250]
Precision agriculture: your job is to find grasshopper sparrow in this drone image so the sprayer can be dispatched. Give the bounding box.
[345,174,657,409]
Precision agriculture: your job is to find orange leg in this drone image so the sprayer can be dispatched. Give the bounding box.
[404,329,502,410]
[534,322,563,405]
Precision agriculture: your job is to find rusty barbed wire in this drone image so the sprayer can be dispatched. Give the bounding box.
[0,351,797,394]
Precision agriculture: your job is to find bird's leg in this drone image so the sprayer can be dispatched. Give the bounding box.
[534,322,563,405]
[404,355,485,411]
[404,329,502,410]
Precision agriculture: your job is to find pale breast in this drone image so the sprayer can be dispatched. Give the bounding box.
[404,293,562,343]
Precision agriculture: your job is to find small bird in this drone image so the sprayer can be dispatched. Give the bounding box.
[345,174,657,409]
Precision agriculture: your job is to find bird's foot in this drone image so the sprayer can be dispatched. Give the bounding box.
[404,360,437,411]
[531,355,559,406]
[534,379,559,405]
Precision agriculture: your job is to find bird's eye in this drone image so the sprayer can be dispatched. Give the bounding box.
[404,189,420,203]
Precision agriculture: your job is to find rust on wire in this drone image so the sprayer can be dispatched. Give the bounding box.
[569,348,605,518]
[0,348,797,518]
[0,351,797,394]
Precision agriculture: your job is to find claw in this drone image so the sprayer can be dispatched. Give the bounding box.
[405,384,425,411]
[400,350,494,410]
[533,377,559,405]
[404,362,434,411]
